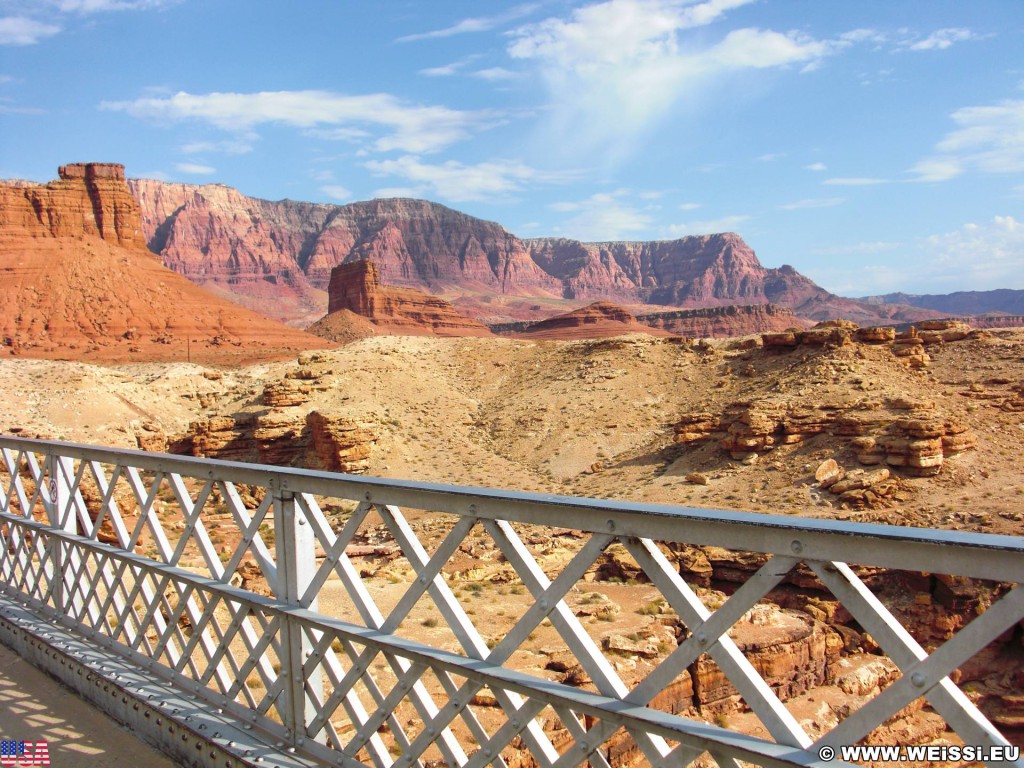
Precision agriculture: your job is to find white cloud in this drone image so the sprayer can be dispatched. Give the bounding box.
[911,98,1024,182]
[372,187,422,199]
[175,162,215,175]
[320,185,352,201]
[101,90,486,154]
[924,215,1024,289]
[777,197,844,210]
[54,0,177,11]
[397,3,539,42]
[709,27,831,70]
[908,158,962,182]
[812,217,1024,294]
[823,177,888,186]
[420,62,463,77]
[549,189,654,240]
[0,97,46,114]
[363,155,569,203]
[678,202,702,210]
[473,67,517,82]
[181,138,254,155]
[804,162,827,171]
[907,28,978,52]
[668,214,750,236]
[839,28,887,45]
[419,55,480,77]
[0,16,60,45]
[507,0,832,161]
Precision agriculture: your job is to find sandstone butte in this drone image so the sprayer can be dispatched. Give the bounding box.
[0,164,334,364]
[125,178,944,330]
[308,259,493,339]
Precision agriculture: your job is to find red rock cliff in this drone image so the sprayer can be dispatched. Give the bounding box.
[127,179,942,328]
[0,165,333,363]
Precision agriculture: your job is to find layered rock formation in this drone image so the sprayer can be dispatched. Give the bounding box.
[126,178,942,327]
[312,260,492,337]
[491,301,674,340]
[0,164,333,363]
[3,163,144,247]
[672,321,980,487]
[635,303,806,337]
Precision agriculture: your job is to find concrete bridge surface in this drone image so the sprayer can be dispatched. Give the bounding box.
[0,642,174,767]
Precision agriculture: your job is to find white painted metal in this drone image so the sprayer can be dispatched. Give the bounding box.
[0,436,1021,768]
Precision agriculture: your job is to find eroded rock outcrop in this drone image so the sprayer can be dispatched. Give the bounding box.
[180,356,377,472]
[314,260,492,337]
[675,396,975,479]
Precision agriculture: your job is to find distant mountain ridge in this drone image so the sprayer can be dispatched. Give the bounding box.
[128,178,939,328]
[863,290,1024,317]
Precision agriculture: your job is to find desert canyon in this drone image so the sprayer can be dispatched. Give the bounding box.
[2,164,1023,763]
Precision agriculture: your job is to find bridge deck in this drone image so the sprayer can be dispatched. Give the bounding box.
[0,641,174,767]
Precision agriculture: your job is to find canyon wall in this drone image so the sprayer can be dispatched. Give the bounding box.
[127,179,939,328]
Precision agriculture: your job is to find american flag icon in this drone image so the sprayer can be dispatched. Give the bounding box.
[0,740,50,766]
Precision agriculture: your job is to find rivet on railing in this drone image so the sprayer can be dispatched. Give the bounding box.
[697,631,708,646]
[911,671,926,688]
[790,539,804,555]
[606,519,616,532]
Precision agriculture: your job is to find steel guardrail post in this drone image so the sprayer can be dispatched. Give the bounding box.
[273,477,322,748]
[45,450,79,615]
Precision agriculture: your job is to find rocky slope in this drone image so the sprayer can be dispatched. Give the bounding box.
[310,260,492,338]
[126,178,939,329]
[0,164,333,364]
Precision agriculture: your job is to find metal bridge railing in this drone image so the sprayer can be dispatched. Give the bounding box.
[0,435,1021,767]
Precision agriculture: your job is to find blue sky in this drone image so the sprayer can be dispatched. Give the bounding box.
[1,0,1022,297]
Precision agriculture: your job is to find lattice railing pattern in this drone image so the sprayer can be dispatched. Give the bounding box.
[0,436,1022,768]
